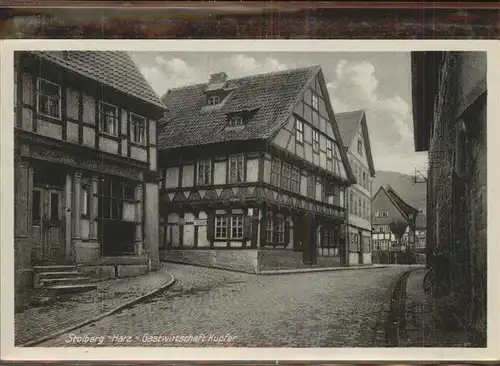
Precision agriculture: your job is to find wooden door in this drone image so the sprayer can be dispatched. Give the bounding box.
[32,187,65,263]
[302,214,317,265]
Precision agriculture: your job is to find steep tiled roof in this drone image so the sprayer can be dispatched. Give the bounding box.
[30,51,165,110]
[335,109,364,148]
[336,109,376,177]
[385,185,419,220]
[158,65,320,150]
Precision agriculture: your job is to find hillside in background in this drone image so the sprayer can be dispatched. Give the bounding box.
[372,170,427,211]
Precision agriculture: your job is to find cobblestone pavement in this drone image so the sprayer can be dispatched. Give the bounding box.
[15,265,173,346]
[39,264,410,347]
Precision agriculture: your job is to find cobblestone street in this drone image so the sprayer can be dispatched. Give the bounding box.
[39,264,410,347]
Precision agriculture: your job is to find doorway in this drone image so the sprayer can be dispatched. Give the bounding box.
[32,187,65,263]
[31,162,66,264]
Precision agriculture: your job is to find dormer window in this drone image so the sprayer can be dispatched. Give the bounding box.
[228,115,244,127]
[207,95,220,106]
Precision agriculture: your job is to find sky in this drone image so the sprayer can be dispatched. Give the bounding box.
[129,51,428,175]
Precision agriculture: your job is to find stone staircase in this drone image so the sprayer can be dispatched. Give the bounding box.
[33,264,97,294]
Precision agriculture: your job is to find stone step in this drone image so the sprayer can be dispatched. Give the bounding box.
[41,277,91,287]
[48,283,97,294]
[36,271,82,279]
[33,265,77,273]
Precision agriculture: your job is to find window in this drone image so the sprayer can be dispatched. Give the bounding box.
[312,130,320,153]
[357,139,363,155]
[307,174,315,198]
[373,240,381,251]
[295,118,304,143]
[32,189,42,223]
[362,172,367,189]
[98,177,136,220]
[291,167,301,193]
[130,113,146,144]
[229,154,244,183]
[215,216,229,239]
[81,185,89,216]
[271,158,281,187]
[228,115,243,127]
[37,78,61,119]
[349,192,353,214]
[197,159,212,186]
[362,201,366,219]
[375,209,388,218]
[231,215,244,239]
[326,140,333,160]
[266,215,273,243]
[275,216,285,244]
[266,213,287,246]
[49,192,59,221]
[207,95,220,105]
[99,101,118,136]
[281,162,291,190]
[312,94,319,110]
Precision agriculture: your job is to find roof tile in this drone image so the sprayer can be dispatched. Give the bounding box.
[31,51,165,109]
[158,66,320,150]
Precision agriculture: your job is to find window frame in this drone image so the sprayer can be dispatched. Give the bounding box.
[130,112,146,145]
[295,118,304,144]
[197,158,212,186]
[326,139,333,160]
[271,157,281,187]
[36,77,62,120]
[312,93,319,111]
[229,154,245,183]
[99,101,119,137]
[281,162,291,191]
[228,115,244,127]
[291,167,301,193]
[230,215,244,240]
[215,215,229,239]
[307,174,315,199]
[207,95,220,106]
[312,130,320,153]
[98,176,137,221]
[81,184,90,217]
[274,216,285,244]
[357,138,363,156]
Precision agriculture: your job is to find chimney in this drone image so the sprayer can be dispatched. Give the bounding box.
[209,72,228,84]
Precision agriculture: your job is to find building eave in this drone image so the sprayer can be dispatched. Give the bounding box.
[411,51,443,152]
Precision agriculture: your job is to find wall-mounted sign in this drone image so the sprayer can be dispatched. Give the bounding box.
[194,219,207,226]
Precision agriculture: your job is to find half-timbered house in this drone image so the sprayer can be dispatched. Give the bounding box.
[371,185,418,264]
[14,51,166,306]
[335,109,375,265]
[157,66,356,273]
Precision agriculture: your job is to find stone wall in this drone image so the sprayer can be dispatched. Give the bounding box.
[161,249,346,273]
[427,52,487,337]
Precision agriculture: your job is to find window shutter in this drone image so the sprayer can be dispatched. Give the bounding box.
[243,215,252,240]
[284,219,290,247]
[206,213,215,241]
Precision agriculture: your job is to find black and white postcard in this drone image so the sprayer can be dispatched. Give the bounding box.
[1,39,498,362]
